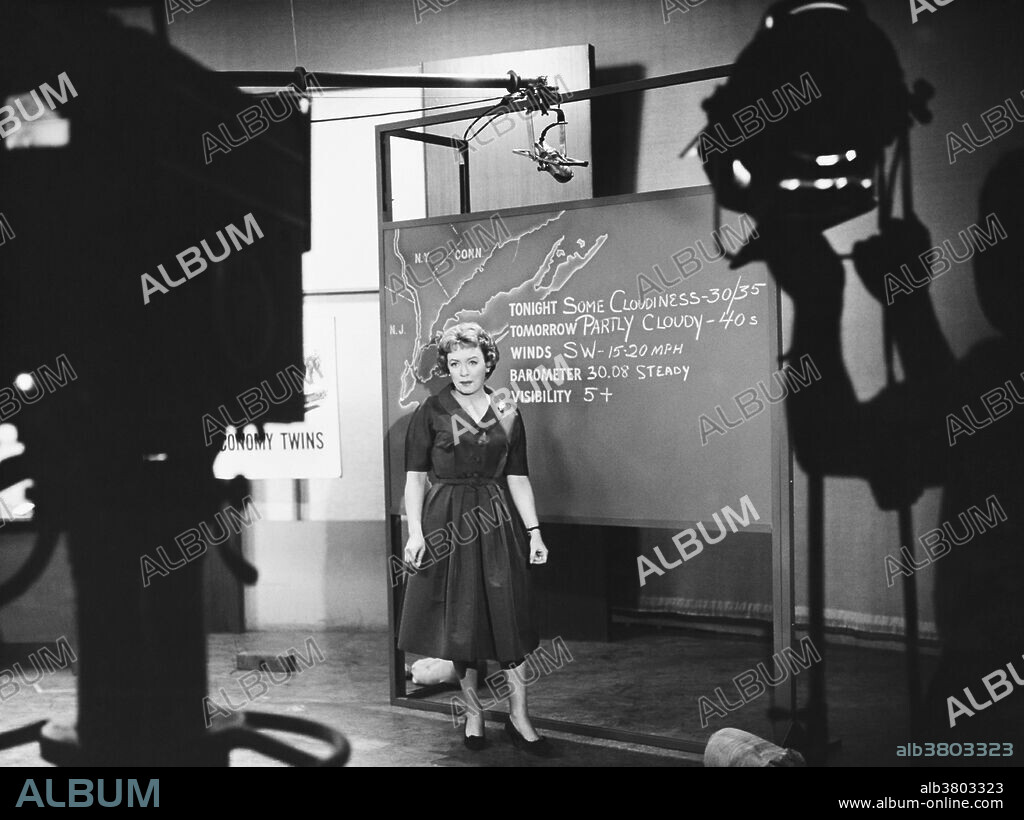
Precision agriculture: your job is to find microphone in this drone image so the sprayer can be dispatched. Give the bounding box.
[512,109,589,183]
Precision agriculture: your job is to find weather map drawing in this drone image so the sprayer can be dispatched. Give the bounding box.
[385,211,608,408]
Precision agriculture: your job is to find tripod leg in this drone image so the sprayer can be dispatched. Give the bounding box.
[898,508,923,737]
[806,471,828,763]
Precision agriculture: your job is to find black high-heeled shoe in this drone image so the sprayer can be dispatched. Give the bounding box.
[462,718,486,751]
[504,715,552,757]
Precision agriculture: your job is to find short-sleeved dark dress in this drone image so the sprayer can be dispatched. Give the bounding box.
[397,385,539,663]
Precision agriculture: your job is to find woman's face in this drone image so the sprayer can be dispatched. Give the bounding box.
[447,344,487,395]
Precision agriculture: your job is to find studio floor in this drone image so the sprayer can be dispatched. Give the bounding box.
[0,627,941,767]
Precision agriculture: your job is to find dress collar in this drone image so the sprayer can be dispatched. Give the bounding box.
[439,384,495,424]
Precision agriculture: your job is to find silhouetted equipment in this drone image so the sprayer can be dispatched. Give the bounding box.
[700,0,932,231]
[0,1,348,765]
[700,0,934,762]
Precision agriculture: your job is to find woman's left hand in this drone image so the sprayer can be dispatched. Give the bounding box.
[529,532,548,565]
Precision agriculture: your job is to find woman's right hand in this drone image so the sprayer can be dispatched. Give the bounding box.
[404,535,426,569]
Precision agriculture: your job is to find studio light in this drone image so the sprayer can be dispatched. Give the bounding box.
[699,0,931,230]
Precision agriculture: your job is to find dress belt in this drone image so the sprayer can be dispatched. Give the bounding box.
[434,477,501,486]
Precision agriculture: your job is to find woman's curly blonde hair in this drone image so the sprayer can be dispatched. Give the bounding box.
[434,322,499,377]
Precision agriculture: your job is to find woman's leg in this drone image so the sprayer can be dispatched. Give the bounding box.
[453,661,484,737]
[504,658,541,742]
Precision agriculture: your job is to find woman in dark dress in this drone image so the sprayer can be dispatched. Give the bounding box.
[397,322,550,752]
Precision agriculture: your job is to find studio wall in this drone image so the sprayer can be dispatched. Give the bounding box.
[140,0,1024,637]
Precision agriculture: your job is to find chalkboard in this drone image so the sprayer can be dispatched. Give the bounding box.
[380,187,780,527]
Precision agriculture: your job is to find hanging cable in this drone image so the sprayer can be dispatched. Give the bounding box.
[464,106,510,143]
[289,0,300,68]
[311,95,504,123]
[461,87,560,144]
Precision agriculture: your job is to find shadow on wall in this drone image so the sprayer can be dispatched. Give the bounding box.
[590,63,645,198]
[768,148,1024,746]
